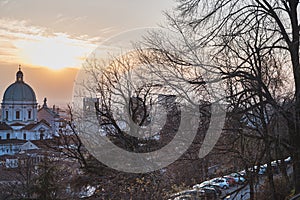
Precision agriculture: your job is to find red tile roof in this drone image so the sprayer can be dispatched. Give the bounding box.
[0,122,12,130]
[21,120,51,131]
[0,139,25,145]
[10,122,25,126]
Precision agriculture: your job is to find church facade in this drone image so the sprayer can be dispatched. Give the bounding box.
[0,67,63,155]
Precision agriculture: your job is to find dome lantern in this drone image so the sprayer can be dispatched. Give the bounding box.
[16,65,23,82]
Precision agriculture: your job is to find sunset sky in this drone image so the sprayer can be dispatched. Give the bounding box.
[0,0,173,107]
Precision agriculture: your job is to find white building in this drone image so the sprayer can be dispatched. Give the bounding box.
[0,67,62,155]
[0,67,52,141]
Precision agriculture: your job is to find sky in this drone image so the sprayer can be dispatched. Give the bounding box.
[0,0,174,107]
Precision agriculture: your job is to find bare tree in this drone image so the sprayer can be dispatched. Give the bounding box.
[130,0,298,198]
[0,153,75,200]
[173,0,300,194]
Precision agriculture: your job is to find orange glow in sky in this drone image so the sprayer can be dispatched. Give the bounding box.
[15,33,96,70]
[0,0,173,106]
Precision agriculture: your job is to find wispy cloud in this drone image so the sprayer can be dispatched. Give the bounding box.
[0,0,10,7]
[0,18,45,36]
[0,18,99,69]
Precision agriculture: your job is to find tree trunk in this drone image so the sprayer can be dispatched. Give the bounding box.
[291,58,300,194]
[266,144,277,200]
[292,137,300,194]
[292,51,300,195]
[280,158,291,189]
[247,176,254,200]
[285,109,300,195]
[289,0,300,193]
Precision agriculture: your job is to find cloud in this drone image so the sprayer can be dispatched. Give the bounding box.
[0,0,10,7]
[0,18,99,69]
[0,18,45,36]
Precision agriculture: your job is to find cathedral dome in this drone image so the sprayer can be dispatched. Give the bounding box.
[2,68,36,103]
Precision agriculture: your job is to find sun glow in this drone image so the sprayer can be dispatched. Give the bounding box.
[15,33,96,70]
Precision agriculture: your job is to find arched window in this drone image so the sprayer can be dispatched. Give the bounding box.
[16,111,20,119]
[40,133,44,140]
[23,133,26,140]
[39,128,45,140]
[6,133,10,140]
[28,110,31,119]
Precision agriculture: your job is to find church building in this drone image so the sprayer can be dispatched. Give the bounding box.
[0,67,62,155]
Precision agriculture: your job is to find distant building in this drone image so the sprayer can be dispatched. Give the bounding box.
[38,98,67,135]
[0,67,66,155]
[5,158,18,168]
[157,94,176,106]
